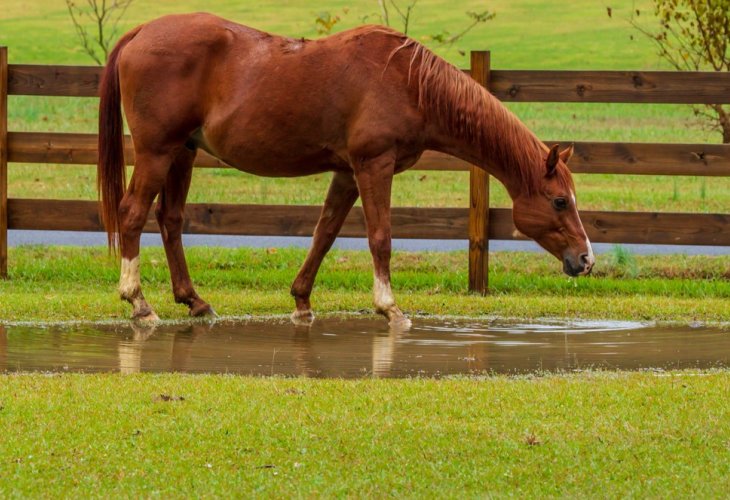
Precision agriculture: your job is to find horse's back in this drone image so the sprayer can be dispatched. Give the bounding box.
[117,14,423,175]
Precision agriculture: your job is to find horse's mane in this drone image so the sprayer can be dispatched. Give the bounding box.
[384,34,574,196]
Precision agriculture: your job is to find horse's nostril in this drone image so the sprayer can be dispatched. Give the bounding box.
[578,253,595,275]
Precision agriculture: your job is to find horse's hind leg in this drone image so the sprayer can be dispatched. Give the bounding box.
[155,147,214,317]
[290,171,359,324]
[118,152,171,321]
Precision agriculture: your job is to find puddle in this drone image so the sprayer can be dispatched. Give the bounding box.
[0,318,728,378]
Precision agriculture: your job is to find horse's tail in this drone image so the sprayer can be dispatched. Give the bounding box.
[97,26,142,254]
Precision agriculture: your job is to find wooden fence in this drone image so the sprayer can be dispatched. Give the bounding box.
[1,48,729,290]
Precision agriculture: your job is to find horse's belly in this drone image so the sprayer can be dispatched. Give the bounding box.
[197,111,350,177]
[201,137,349,177]
[231,157,347,177]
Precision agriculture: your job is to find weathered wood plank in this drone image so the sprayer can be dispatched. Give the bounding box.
[488,208,730,245]
[9,132,730,176]
[563,141,730,176]
[7,199,730,246]
[8,64,102,97]
[6,132,467,171]
[0,48,8,278]
[580,211,730,246]
[9,132,110,165]
[10,64,730,104]
[6,132,228,168]
[489,70,730,104]
[6,200,470,239]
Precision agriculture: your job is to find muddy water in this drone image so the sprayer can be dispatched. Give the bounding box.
[0,318,728,378]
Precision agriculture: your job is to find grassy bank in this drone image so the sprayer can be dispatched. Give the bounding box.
[1,246,728,323]
[0,371,728,496]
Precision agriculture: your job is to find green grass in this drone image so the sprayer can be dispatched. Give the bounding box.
[0,0,661,68]
[1,246,728,323]
[0,371,728,497]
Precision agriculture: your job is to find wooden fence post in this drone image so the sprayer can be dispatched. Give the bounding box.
[468,50,490,294]
[0,47,8,279]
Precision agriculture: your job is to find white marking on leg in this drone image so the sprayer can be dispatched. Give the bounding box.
[118,256,159,321]
[373,276,396,312]
[373,276,411,329]
[119,256,141,299]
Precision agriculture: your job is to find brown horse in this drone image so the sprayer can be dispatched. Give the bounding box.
[98,13,595,327]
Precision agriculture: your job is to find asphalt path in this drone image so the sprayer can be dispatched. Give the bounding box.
[8,230,729,255]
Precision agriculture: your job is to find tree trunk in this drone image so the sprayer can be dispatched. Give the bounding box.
[714,105,730,144]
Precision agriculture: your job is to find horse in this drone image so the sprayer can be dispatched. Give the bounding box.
[98,13,595,328]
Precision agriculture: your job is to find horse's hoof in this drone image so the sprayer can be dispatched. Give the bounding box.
[388,315,412,331]
[291,309,315,326]
[133,310,160,323]
[190,303,217,318]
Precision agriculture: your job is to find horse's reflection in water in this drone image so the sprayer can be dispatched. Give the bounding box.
[118,322,156,374]
[0,325,7,372]
[118,321,214,374]
[291,321,406,378]
[115,320,409,377]
[372,325,411,377]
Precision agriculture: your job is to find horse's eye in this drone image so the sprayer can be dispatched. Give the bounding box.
[552,197,568,210]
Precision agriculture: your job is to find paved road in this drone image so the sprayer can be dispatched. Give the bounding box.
[8,229,729,255]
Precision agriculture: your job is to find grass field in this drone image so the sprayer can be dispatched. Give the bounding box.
[1,371,728,497]
[2,0,729,211]
[2,246,728,323]
[0,0,663,68]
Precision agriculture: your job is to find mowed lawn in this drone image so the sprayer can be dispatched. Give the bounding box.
[1,372,729,497]
[1,0,729,211]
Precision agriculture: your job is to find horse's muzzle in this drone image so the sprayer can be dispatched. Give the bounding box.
[563,252,595,277]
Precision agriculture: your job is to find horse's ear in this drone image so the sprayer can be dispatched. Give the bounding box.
[546,144,560,176]
[559,144,574,164]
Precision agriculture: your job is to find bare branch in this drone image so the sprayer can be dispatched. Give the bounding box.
[65,0,134,65]
[378,0,390,26]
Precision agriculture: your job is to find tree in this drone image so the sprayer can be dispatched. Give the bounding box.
[66,0,134,65]
[618,0,730,142]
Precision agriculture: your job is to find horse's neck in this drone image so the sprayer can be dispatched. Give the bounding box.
[424,84,544,199]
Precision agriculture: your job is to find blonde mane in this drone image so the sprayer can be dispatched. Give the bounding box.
[386,36,573,195]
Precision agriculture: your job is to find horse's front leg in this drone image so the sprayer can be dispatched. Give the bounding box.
[353,152,411,329]
[290,171,359,325]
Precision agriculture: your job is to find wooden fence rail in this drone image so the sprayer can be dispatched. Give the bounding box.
[1,48,729,290]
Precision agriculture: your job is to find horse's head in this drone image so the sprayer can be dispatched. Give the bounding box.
[511,144,595,277]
